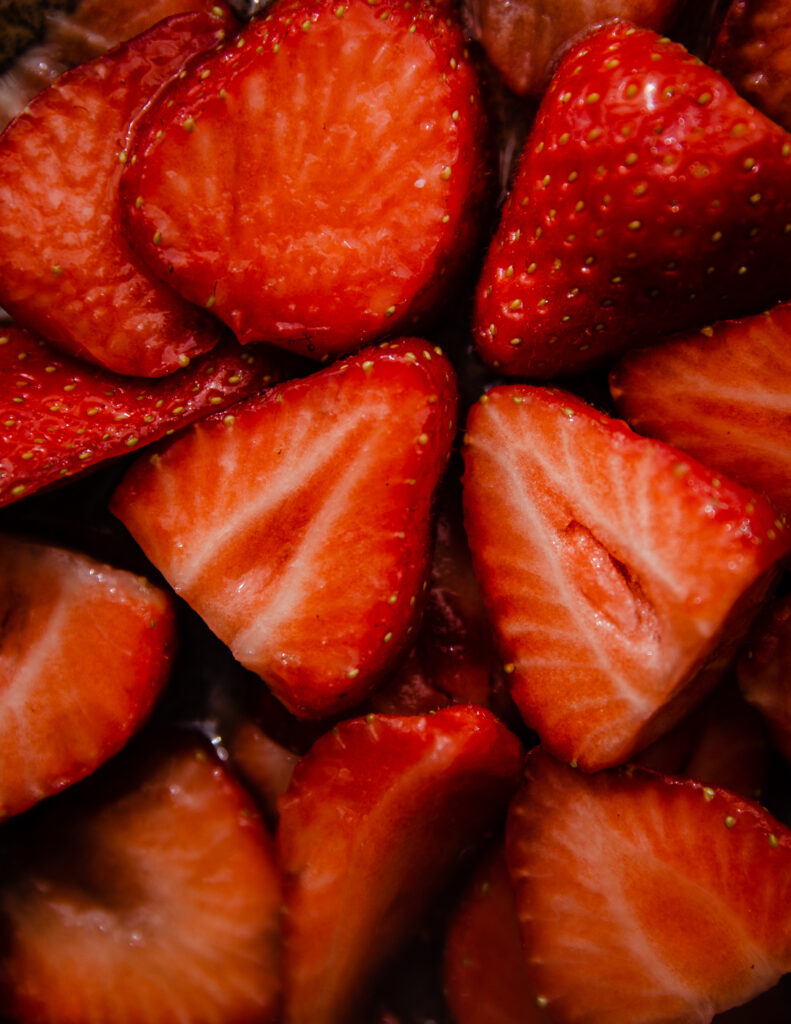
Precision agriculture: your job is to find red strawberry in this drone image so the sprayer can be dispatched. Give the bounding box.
[462,385,790,770]
[0,324,285,509]
[119,0,492,361]
[507,749,791,1024]
[0,8,235,377]
[0,736,282,1024]
[276,706,524,1024]
[112,339,458,719]
[738,594,791,762]
[227,720,300,821]
[610,301,791,518]
[473,21,791,378]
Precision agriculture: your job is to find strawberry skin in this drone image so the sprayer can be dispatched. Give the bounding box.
[507,748,791,1024]
[462,385,790,770]
[0,324,284,508]
[112,339,458,719]
[473,21,791,378]
[0,8,234,377]
[120,0,492,360]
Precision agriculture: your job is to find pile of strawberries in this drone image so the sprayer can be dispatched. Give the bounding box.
[1,0,791,1020]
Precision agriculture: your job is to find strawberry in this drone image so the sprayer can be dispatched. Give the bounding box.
[473,21,791,378]
[462,385,790,770]
[0,7,235,377]
[112,339,458,719]
[738,594,791,763]
[0,534,176,818]
[0,324,285,509]
[0,736,282,1024]
[276,706,524,1024]
[506,748,791,1024]
[119,0,492,361]
[610,301,791,518]
[227,720,300,821]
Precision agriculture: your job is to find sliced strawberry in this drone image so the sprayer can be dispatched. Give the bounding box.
[0,324,285,508]
[738,594,791,762]
[0,534,176,818]
[506,748,791,1024]
[227,720,300,821]
[610,301,791,518]
[112,339,458,719]
[0,736,282,1024]
[277,706,524,1024]
[120,0,492,361]
[0,8,235,376]
[462,385,790,770]
[473,21,791,378]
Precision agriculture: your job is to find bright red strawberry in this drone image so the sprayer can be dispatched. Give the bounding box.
[738,594,791,763]
[0,736,282,1024]
[0,324,284,508]
[610,301,791,518]
[507,748,791,1024]
[119,0,492,361]
[0,8,235,376]
[112,339,458,719]
[473,21,791,378]
[277,706,524,1024]
[462,385,790,770]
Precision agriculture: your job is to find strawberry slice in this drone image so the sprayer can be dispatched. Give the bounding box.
[0,324,284,508]
[738,594,791,763]
[506,748,791,1024]
[610,301,791,518]
[473,21,791,378]
[462,385,790,770]
[276,706,524,1024]
[119,0,492,361]
[0,534,176,818]
[0,736,282,1024]
[0,8,235,376]
[227,720,300,821]
[112,339,458,719]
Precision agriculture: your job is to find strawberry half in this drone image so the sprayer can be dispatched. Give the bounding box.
[506,748,791,1023]
[473,21,791,378]
[0,736,282,1024]
[0,8,234,376]
[462,385,790,770]
[738,594,791,763]
[112,339,458,719]
[276,706,524,1024]
[120,0,492,361]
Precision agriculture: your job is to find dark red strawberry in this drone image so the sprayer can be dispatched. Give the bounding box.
[738,594,791,763]
[473,21,791,378]
[120,0,492,361]
[462,385,790,770]
[0,8,235,376]
[507,748,791,1024]
[0,324,284,508]
[0,736,282,1024]
[277,706,524,1024]
[610,301,791,518]
[112,339,458,719]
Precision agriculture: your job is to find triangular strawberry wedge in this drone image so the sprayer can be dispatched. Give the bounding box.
[0,534,176,818]
[276,706,524,1024]
[506,748,791,1024]
[112,339,458,718]
[0,737,282,1024]
[119,0,492,360]
[473,21,791,378]
[0,8,234,376]
[610,301,791,518]
[462,385,790,770]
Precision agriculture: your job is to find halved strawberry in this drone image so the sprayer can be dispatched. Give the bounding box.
[462,385,790,770]
[0,534,176,818]
[112,339,458,719]
[506,748,791,1023]
[277,706,524,1024]
[473,21,791,378]
[0,8,235,376]
[0,324,285,508]
[738,594,791,762]
[0,736,282,1024]
[610,301,791,518]
[119,0,492,361]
